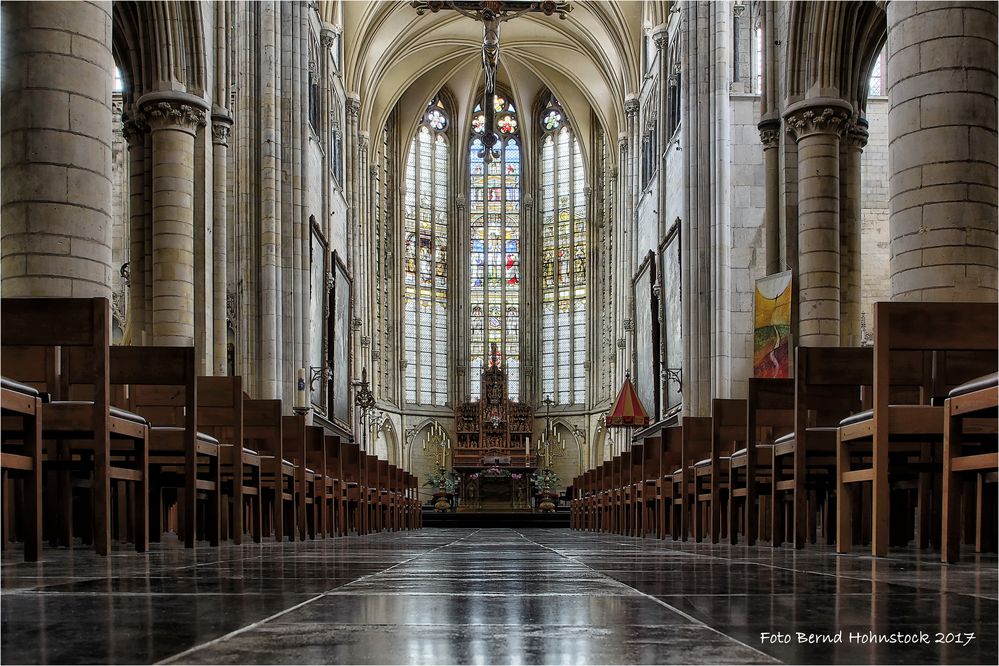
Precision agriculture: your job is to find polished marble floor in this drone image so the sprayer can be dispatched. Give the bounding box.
[1,528,996,664]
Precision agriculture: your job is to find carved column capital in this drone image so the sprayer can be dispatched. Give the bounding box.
[758,119,781,149]
[142,100,207,135]
[346,95,361,119]
[624,96,640,117]
[845,116,870,150]
[784,104,851,141]
[211,115,233,146]
[369,164,379,177]
[455,194,466,211]
[121,113,147,145]
[522,193,534,210]
[652,26,669,51]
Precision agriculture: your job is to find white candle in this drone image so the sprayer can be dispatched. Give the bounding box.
[525,436,530,459]
[295,368,307,410]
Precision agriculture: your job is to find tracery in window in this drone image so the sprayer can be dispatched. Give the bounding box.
[403,97,449,405]
[469,94,520,401]
[540,98,586,405]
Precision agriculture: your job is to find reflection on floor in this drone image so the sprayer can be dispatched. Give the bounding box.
[2,529,996,664]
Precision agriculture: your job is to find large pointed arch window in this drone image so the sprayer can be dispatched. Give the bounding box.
[403,98,449,405]
[540,99,587,404]
[469,94,521,401]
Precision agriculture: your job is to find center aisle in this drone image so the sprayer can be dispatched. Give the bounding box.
[168,528,775,664]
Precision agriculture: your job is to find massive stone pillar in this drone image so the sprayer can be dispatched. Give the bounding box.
[1,1,114,297]
[887,1,998,301]
[785,103,851,347]
[211,118,232,374]
[142,99,206,346]
[840,118,868,346]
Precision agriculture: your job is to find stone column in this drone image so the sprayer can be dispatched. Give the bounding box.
[887,1,997,301]
[785,103,851,347]
[840,118,868,346]
[123,116,148,341]
[759,120,781,275]
[1,1,114,297]
[211,117,232,374]
[142,99,207,346]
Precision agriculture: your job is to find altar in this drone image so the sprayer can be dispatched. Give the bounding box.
[453,344,537,512]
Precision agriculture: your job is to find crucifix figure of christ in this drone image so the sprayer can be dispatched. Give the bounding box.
[411,1,571,157]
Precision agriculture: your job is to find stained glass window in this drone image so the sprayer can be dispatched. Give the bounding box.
[541,98,587,405]
[470,94,520,401]
[403,98,449,406]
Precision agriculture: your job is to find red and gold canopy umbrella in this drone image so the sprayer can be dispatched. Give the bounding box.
[606,373,650,428]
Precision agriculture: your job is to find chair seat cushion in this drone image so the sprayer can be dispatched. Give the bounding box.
[839,409,873,427]
[949,372,998,398]
[51,401,149,426]
[730,443,775,458]
[694,456,730,468]
[148,426,220,446]
[1,377,40,397]
[774,432,795,445]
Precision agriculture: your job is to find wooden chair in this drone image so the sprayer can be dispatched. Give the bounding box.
[196,376,261,544]
[667,418,712,541]
[304,424,327,539]
[282,415,320,541]
[243,398,293,541]
[598,460,612,532]
[616,450,631,535]
[339,442,362,535]
[691,399,744,544]
[638,437,662,538]
[627,444,644,536]
[837,301,998,557]
[112,346,221,548]
[324,435,343,535]
[1,378,43,560]
[656,428,682,540]
[729,378,793,546]
[771,347,872,549]
[1,297,148,556]
[942,372,998,562]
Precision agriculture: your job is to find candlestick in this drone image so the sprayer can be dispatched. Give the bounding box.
[295,368,307,410]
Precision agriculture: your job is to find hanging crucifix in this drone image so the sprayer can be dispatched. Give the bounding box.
[411,1,572,160]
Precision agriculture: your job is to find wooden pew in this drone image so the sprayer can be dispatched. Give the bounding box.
[1,378,43,560]
[1,297,148,556]
[196,376,261,544]
[729,378,793,546]
[942,372,998,562]
[304,424,327,538]
[616,450,631,535]
[837,301,998,557]
[771,347,871,549]
[667,417,712,541]
[112,346,220,548]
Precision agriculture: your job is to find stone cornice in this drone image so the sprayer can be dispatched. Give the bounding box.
[142,100,207,135]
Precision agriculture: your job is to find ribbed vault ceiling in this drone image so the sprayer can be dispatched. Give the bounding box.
[340,1,645,156]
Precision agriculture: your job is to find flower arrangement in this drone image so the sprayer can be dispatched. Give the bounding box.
[531,467,561,493]
[469,467,523,480]
[423,464,460,494]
